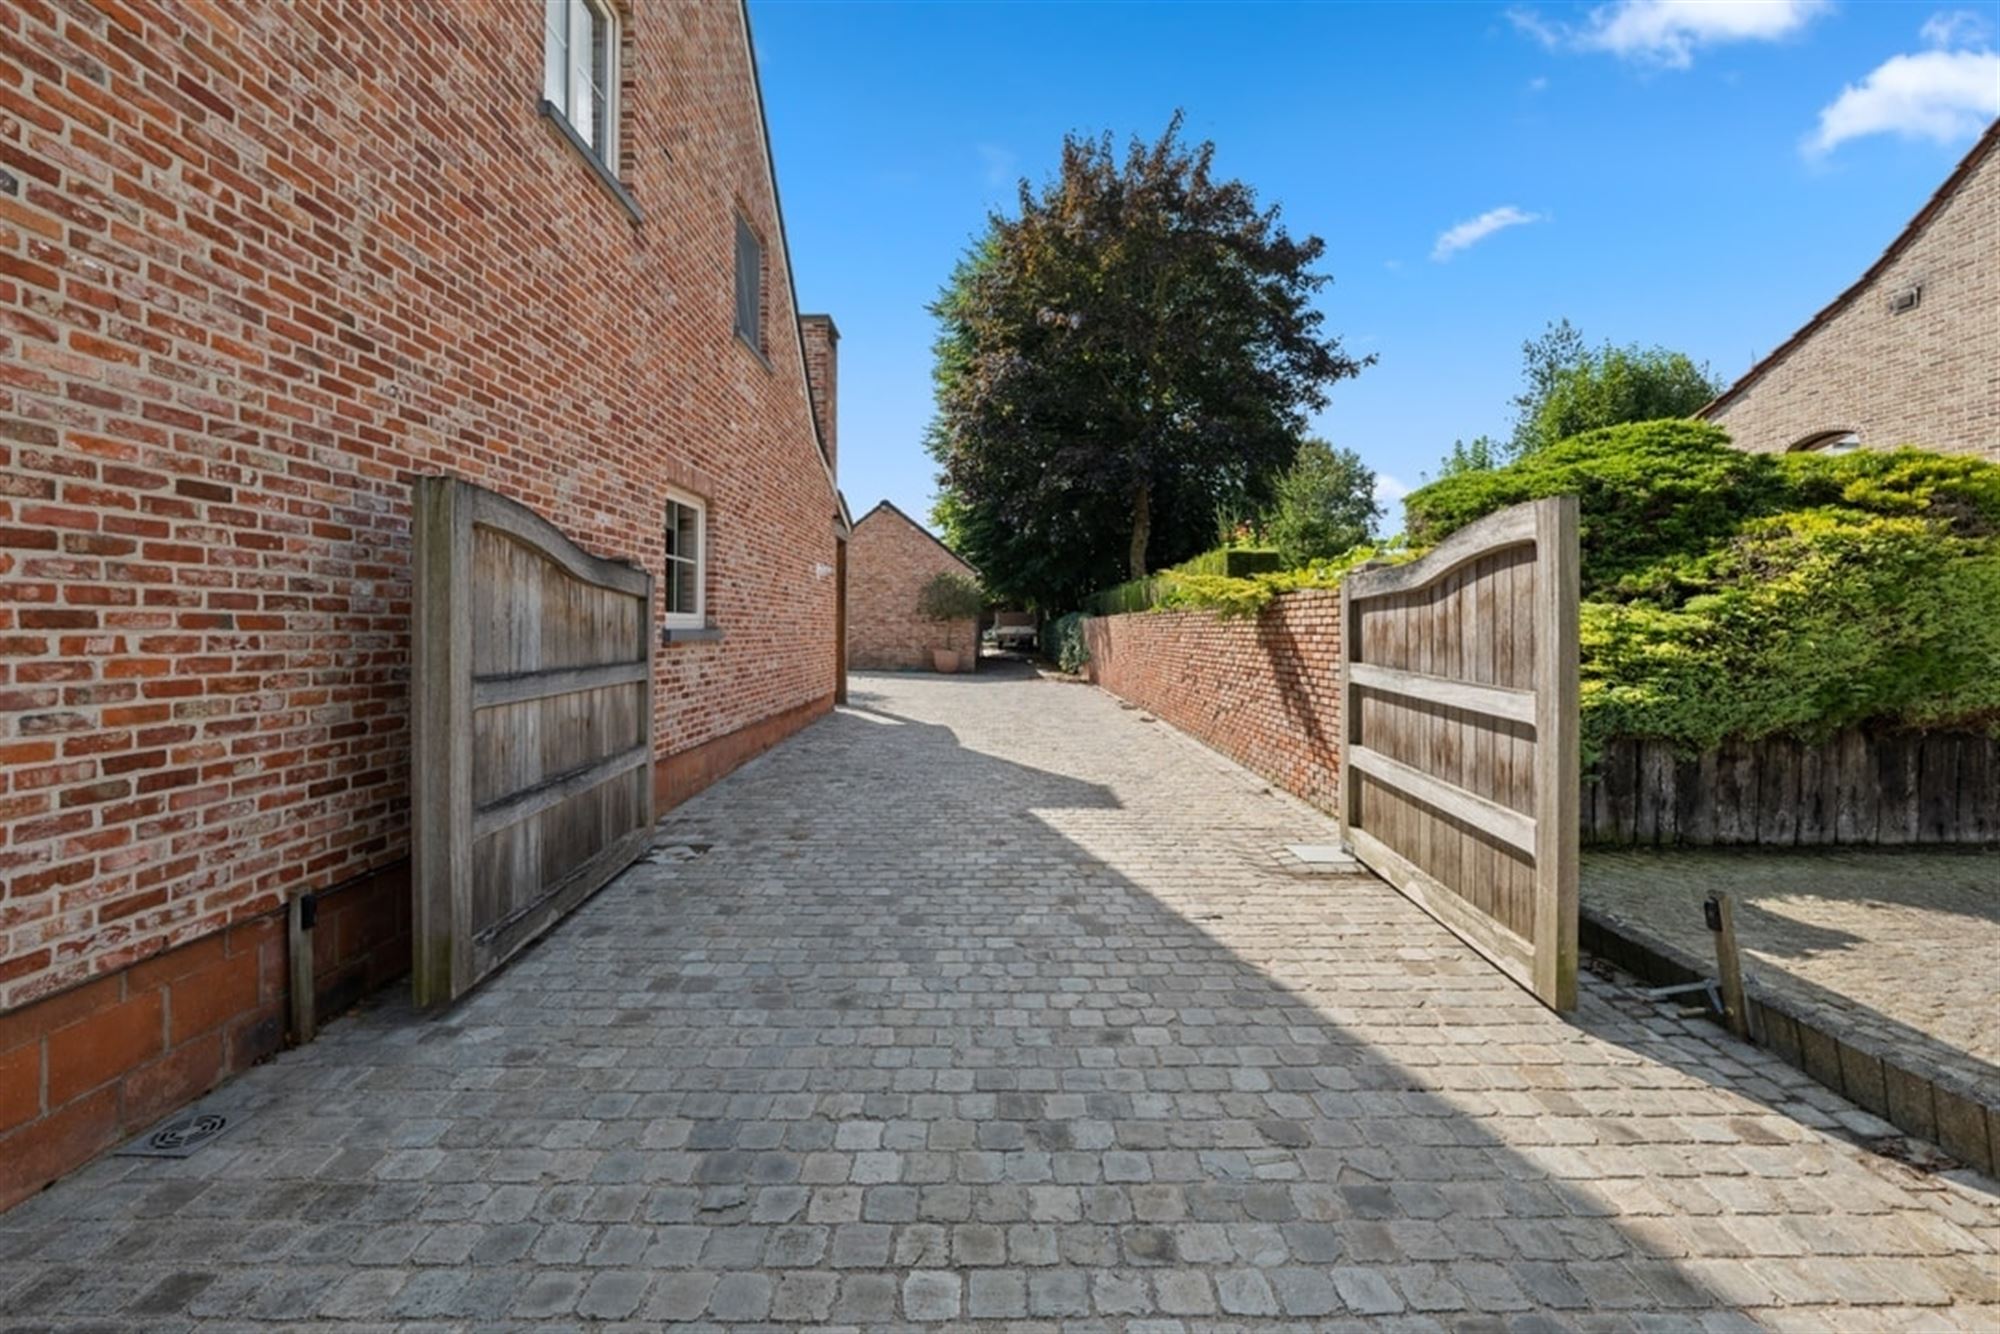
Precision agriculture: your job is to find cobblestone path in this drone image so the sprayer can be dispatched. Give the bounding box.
[1585,846,2000,1131]
[2,666,1996,1329]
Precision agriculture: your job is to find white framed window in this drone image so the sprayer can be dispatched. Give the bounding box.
[664,490,706,629]
[543,0,618,167]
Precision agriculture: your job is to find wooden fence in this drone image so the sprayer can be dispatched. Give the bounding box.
[1340,497,1581,1010]
[1585,730,2000,846]
[411,477,655,1006]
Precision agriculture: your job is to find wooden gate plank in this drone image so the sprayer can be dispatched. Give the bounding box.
[411,475,654,1008]
[1340,497,1580,1012]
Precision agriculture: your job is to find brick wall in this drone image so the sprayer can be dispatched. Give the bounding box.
[0,861,405,1210]
[0,0,838,1193]
[1084,591,1343,813]
[847,503,978,672]
[800,315,838,478]
[1704,130,1998,463]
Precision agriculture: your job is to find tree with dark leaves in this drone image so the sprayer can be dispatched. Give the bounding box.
[927,114,1369,610]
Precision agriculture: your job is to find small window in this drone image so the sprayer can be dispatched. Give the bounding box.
[1789,431,1862,456]
[544,0,617,167]
[734,215,764,353]
[664,491,706,628]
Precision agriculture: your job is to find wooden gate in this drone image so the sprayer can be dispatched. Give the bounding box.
[1339,496,1580,1010]
[411,476,654,1006]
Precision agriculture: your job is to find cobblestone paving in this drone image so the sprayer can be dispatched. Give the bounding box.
[1584,848,2000,1115]
[3,666,1997,1330]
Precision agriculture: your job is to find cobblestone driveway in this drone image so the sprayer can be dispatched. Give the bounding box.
[3,666,1996,1329]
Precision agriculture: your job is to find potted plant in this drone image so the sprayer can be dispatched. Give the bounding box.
[915,570,983,673]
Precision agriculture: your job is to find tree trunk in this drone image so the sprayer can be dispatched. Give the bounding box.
[1128,475,1151,579]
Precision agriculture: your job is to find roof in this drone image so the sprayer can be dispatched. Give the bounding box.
[853,500,979,577]
[1699,118,2000,420]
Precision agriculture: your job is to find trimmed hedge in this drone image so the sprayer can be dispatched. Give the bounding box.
[1084,545,1285,615]
[1402,420,2000,753]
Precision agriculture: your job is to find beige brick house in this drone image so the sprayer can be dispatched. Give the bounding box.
[848,502,981,672]
[1700,120,1997,463]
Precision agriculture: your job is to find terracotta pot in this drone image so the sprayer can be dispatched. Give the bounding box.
[932,648,959,674]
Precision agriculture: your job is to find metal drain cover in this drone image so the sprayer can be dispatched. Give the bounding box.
[116,1111,235,1158]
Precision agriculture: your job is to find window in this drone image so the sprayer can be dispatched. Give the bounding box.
[734,214,764,353]
[664,491,705,628]
[543,0,617,166]
[1789,431,1862,456]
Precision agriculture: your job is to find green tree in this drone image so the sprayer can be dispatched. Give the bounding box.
[1264,439,1381,567]
[1526,344,1723,453]
[1498,319,1722,459]
[1509,318,1587,456]
[1429,434,1504,481]
[926,113,1369,610]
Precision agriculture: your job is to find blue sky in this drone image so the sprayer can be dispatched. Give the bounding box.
[754,1,2000,531]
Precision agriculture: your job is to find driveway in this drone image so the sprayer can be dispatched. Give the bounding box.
[2,665,1995,1328]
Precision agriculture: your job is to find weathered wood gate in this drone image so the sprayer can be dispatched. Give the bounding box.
[1339,496,1580,1010]
[411,476,655,1006]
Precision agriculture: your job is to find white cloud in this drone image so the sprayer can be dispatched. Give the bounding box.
[1527,75,1551,92]
[1806,47,2000,155]
[1921,9,1993,48]
[1431,205,1544,262]
[1374,474,1412,509]
[1511,0,1829,68]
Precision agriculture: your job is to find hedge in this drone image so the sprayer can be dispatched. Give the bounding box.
[1402,420,2000,752]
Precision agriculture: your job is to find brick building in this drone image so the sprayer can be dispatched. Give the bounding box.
[0,0,843,1206]
[847,501,980,672]
[1700,120,1998,462]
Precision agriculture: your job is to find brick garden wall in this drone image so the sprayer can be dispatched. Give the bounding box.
[0,1,838,1198]
[1084,591,1343,813]
[847,503,978,672]
[1704,130,1998,463]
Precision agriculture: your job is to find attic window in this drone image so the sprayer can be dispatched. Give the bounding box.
[1888,283,1922,315]
[1789,431,1862,456]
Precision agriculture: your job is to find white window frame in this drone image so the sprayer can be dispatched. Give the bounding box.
[543,0,618,168]
[663,490,706,630]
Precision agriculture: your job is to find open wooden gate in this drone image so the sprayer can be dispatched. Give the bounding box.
[1339,496,1580,1010]
[411,476,654,1006]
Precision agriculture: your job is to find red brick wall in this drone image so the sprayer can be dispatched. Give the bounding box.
[1085,591,1343,812]
[0,1,839,1016]
[800,315,838,478]
[847,503,978,671]
[0,860,404,1211]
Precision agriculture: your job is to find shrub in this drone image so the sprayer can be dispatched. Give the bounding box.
[1046,612,1091,673]
[1173,546,1286,578]
[915,570,984,622]
[1403,419,1782,595]
[1406,419,2000,751]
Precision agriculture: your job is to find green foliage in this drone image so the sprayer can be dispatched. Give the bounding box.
[1094,541,1407,619]
[1263,439,1382,568]
[1406,421,2000,750]
[1046,612,1091,673]
[1500,318,1721,459]
[1431,435,1504,481]
[1086,544,1285,614]
[924,112,1371,609]
[1404,420,1780,594]
[1172,546,1285,578]
[915,570,984,622]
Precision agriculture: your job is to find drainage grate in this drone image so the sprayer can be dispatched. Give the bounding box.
[116,1111,235,1158]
